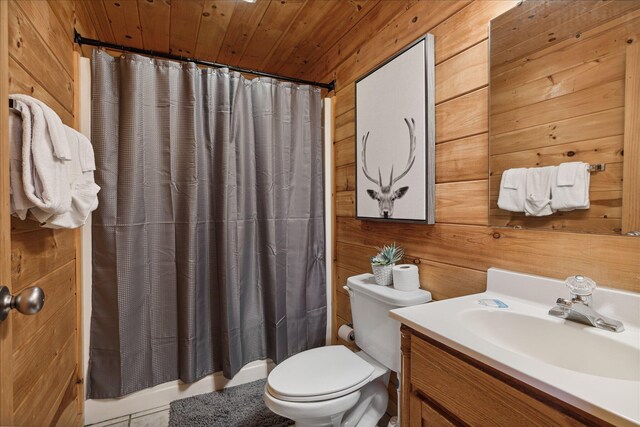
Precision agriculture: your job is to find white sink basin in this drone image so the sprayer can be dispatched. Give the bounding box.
[390,268,640,426]
[458,309,640,381]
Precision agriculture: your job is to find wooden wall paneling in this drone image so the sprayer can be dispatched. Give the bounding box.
[416,260,486,301]
[435,180,488,226]
[0,0,13,423]
[7,1,74,115]
[435,134,488,183]
[491,0,640,70]
[335,291,352,323]
[490,7,640,78]
[435,39,488,104]
[335,164,356,192]
[336,191,355,218]
[436,87,488,143]
[335,83,355,118]
[491,79,625,136]
[8,56,74,126]
[169,0,205,56]
[336,217,639,291]
[488,5,632,233]
[13,1,74,77]
[335,265,362,292]
[489,0,574,53]
[430,1,517,65]
[332,0,473,90]
[622,41,640,234]
[335,108,355,142]
[490,136,624,174]
[490,107,625,156]
[335,137,355,169]
[193,1,236,62]
[491,52,626,115]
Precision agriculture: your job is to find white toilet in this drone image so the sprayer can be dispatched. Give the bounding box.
[264,273,431,427]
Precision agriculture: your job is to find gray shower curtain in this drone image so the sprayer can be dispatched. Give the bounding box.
[88,50,326,398]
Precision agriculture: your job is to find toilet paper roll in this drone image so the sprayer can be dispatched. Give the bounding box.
[392,264,420,291]
[338,324,355,342]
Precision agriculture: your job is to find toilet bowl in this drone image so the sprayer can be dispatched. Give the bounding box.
[264,273,431,427]
[264,346,389,427]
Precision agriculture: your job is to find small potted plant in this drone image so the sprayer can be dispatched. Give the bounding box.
[370,242,404,286]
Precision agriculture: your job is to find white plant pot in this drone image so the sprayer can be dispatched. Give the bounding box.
[371,263,394,286]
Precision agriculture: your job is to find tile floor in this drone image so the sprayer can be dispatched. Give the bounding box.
[88,405,393,427]
[86,405,170,427]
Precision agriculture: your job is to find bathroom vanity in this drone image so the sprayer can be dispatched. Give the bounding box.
[391,269,640,427]
[399,327,606,426]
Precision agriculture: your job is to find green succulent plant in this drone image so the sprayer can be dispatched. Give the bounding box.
[370,242,404,266]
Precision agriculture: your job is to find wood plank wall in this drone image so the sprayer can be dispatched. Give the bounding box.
[489,2,640,234]
[7,1,97,425]
[303,2,640,413]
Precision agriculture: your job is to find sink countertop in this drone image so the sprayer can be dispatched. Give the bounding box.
[390,268,640,427]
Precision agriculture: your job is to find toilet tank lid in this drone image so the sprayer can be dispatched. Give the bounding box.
[346,273,432,307]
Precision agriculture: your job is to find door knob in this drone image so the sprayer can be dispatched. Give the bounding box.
[0,285,45,322]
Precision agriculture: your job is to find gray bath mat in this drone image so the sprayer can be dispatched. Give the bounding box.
[169,379,294,427]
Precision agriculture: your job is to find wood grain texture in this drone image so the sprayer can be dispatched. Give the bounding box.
[328,14,638,422]
[0,1,13,423]
[622,41,640,234]
[4,1,94,423]
[410,334,597,426]
[489,3,638,233]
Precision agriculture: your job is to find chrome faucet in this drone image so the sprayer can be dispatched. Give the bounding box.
[548,275,625,333]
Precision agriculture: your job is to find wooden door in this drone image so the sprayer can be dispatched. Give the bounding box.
[0,2,84,426]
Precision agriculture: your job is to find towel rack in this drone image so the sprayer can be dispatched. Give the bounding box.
[588,163,606,172]
[8,99,15,109]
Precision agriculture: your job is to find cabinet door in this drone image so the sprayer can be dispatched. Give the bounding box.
[411,337,586,426]
[421,400,456,427]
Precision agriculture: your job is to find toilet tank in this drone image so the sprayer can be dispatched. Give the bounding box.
[346,273,431,372]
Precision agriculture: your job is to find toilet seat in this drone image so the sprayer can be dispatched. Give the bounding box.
[267,346,374,402]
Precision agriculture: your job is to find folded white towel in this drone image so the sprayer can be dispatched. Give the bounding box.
[9,94,72,215]
[524,166,556,216]
[32,126,100,229]
[9,110,34,220]
[551,162,590,211]
[497,168,527,212]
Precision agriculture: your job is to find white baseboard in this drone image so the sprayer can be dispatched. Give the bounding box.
[85,359,275,425]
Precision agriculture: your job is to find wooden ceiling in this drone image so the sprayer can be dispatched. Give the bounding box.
[76,0,388,81]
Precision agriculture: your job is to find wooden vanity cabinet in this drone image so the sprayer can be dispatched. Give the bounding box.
[400,326,613,427]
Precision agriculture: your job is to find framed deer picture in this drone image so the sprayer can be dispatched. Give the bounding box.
[355,34,435,223]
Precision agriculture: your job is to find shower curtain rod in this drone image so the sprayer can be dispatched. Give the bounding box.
[74,30,336,92]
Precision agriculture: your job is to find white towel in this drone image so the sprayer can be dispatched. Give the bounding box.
[8,110,34,220]
[9,94,72,215]
[551,162,590,211]
[524,166,556,216]
[32,126,100,229]
[497,168,527,212]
